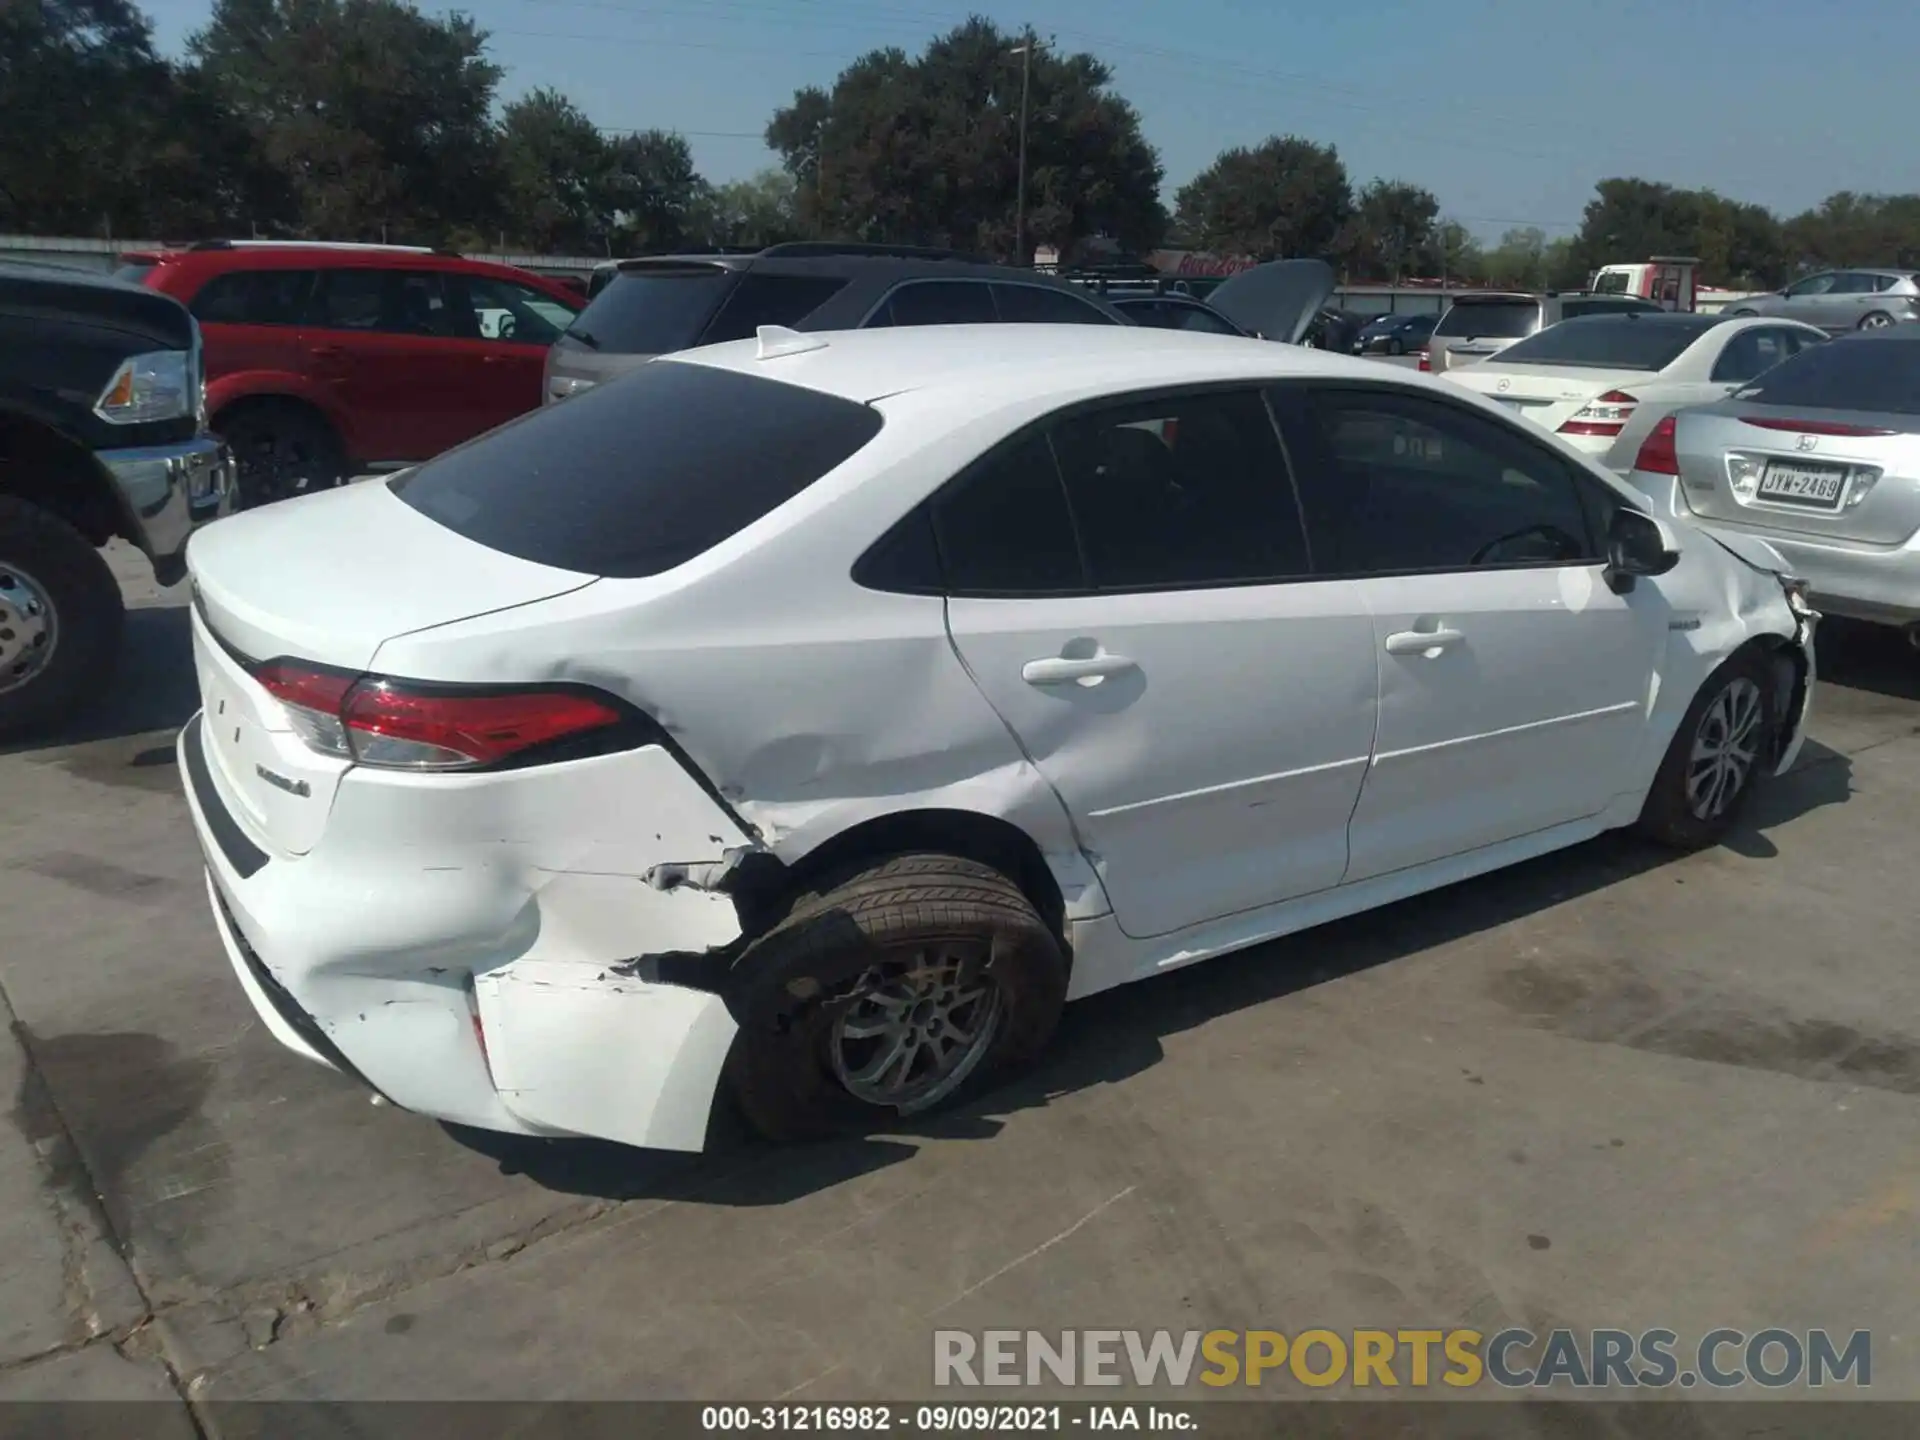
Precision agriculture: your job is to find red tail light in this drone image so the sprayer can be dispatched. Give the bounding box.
[252,661,627,770]
[1632,415,1679,475]
[1417,350,1430,372]
[1558,390,1638,438]
[1739,417,1897,437]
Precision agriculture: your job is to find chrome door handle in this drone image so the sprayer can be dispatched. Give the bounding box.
[1022,654,1138,686]
[1384,627,1464,656]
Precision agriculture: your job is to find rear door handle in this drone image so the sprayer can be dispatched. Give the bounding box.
[1384,627,1465,656]
[1022,654,1137,687]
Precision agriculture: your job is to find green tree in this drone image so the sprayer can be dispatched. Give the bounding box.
[766,18,1165,260]
[1424,217,1483,283]
[1337,179,1438,280]
[1482,226,1550,289]
[1173,136,1351,260]
[602,129,705,253]
[189,0,503,243]
[498,88,608,253]
[1784,192,1920,270]
[690,169,804,248]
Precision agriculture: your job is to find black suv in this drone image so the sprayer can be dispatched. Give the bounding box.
[545,243,1131,404]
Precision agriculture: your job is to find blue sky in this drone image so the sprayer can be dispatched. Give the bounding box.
[141,0,1914,242]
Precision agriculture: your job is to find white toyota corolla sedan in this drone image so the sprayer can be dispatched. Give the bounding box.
[178,320,1819,1153]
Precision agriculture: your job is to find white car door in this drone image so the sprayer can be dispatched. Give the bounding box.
[938,387,1380,940]
[1271,383,1669,883]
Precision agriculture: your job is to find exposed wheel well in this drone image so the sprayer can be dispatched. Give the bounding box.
[212,393,343,451]
[0,411,124,547]
[1742,630,1812,766]
[771,808,1071,955]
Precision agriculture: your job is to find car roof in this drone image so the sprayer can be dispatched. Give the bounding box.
[665,322,1411,407]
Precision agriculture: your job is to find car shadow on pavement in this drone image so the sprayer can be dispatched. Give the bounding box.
[456,742,1853,1200]
[1816,616,1919,703]
[0,604,196,761]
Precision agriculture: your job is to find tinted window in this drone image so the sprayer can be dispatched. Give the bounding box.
[1051,390,1309,589]
[313,269,388,330]
[1561,297,1659,319]
[1828,272,1876,295]
[190,269,315,326]
[1114,298,1243,335]
[1498,316,1714,370]
[1786,273,1835,297]
[388,271,459,337]
[1435,299,1539,339]
[700,273,848,343]
[392,361,884,578]
[566,268,732,353]
[932,435,1083,593]
[868,281,998,327]
[1710,327,1795,384]
[991,283,1113,325]
[1733,337,1920,415]
[463,274,575,344]
[1281,388,1599,574]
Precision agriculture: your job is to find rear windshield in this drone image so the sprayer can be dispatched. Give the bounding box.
[564,267,733,354]
[1733,337,1920,416]
[1496,316,1716,370]
[1434,299,1539,339]
[391,361,884,577]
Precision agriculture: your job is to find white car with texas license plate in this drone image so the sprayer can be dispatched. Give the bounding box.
[1624,327,1920,634]
[178,321,1819,1155]
[1442,313,1827,473]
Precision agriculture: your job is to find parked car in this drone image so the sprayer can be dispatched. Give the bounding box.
[0,263,231,736]
[179,319,1815,1155]
[1625,327,1920,640]
[1354,312,1437,355]
[1302,306,1367,353]
[1441,313,1827,472]
[1425,291,1664,374]
[1108,294,1249,335]
[1728,269,1920,332]
[121,241,583,507]
[547,245,1332,405]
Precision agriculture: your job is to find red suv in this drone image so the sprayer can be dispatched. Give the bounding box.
[119,242,583,506]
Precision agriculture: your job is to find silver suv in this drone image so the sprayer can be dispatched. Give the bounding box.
[1728,269,1920,333]
[1425,291,1662,374]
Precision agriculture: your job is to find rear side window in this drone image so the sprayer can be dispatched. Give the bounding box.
[867,281,998,327]
[990,283,1113,324]
[1734,338,1920,415]
[392,361,884,577]
[932,435,1083,593]
[190,269,316,326]
[700,274,848,344]
[1435,300,1538,339]
[1498,317,1715,370]
[567,268,733,353]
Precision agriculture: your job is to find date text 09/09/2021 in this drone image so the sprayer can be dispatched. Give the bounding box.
[702,1407,1190,1433]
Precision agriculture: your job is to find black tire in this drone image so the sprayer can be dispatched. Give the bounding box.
[1388,337,1405,355]
[1635,646,1777,851]
[218,402,347,510]
[723,853,1068,1143]
[0,496,125,741]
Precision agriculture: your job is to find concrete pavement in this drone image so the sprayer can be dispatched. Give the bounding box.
[1,543,1917,1420]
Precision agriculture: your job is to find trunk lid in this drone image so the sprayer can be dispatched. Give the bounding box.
[1205,259,1336,346]
[1672,403,1920,546]
[1428,294,1542,374]
[1445,362,1647,436]
[186,481,597,856]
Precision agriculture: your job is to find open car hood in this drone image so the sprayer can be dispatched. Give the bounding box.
[1204,259,1337,346]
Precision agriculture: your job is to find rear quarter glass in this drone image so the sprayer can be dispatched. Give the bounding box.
[390,360,884,578]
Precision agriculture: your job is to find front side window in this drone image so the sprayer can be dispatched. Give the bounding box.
[1785,273,1835,298]
[463,275,576,344]
[1279,387,1601,576]
[1049,390,1309,590]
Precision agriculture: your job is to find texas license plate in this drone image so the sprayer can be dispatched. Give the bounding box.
[1757,462,1846,509]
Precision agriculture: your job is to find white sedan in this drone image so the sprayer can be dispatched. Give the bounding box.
[178,322,1818,1154]
[1442,313,1828,473]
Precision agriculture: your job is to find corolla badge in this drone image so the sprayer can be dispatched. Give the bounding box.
[1797,434,1817,451]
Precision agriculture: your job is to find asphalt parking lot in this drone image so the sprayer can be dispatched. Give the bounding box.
[3,537,1919,1419]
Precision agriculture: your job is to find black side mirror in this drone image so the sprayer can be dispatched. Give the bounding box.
[1605,509,1680,594]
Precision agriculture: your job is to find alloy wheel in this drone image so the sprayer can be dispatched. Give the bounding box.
[1860,312,1893,330]
[235,430,331,508]
[1686,677,1763,821]
[0,563,57,696]
[829,946,1003,1113]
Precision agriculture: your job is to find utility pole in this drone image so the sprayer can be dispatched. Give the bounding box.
[1010,32,1039,267]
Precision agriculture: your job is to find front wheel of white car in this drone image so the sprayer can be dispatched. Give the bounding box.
[1635,648,1779,850]
[723,853,1069,1143]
